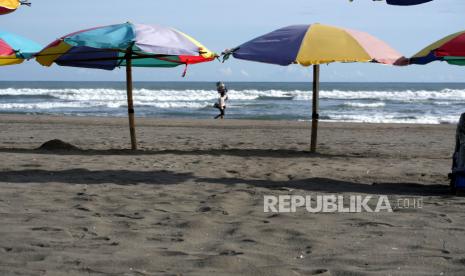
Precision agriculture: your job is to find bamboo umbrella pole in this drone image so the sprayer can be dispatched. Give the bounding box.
[310,64,320,153]
[126,54,137,150]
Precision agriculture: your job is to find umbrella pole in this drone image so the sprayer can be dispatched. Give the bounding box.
[310,64,320,153]
[126,56,137,150]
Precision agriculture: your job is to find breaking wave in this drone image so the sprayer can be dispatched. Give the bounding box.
[1,88,465,102]
[343,102,386,108]
[0,86,464,124]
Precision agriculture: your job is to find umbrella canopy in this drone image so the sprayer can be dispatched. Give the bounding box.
[37,22,216,70]
[386,0,433,5]
[225,23,404,152]
[230,24,403,66]
[36,23,216,150]
[349,0,433,5]
[0,0,30,15]
[410,31,465,66]
[0,30,41,66]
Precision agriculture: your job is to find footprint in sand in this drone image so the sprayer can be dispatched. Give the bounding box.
[267,213,279,219]
[114,213,144,220]
[146,237,163,242]
[31,226,63,232]
[80,227,98,236]
[439,213,453,223]
[171,238,184,242]
[160,251,188,257]
[456,258,465,266]
[309,268,330,275]
[73,204,91,212]
[197,206,212,213]
[241,239,256,243]
[353,221,395,227]
[73,192,95,202]
[31,243,50,248]
[219,250,244,256]
[93,236,111,241]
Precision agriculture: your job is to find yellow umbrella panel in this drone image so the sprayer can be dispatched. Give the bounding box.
[0,0,30,15]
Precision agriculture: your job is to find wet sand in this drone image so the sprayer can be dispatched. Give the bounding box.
[0,114,464,275]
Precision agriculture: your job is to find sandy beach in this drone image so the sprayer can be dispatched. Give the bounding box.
[0,114,464,275]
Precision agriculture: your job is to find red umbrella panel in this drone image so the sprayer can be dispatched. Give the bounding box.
[410,31,465,66]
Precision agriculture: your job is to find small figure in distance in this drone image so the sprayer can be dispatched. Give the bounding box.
[214,81,228,119]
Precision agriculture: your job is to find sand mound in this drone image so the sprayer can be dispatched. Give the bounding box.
[37,139,80,151]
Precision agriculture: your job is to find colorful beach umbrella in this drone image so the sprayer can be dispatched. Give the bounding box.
[410,31,465,66]
[349,0,433,5]
[36,22,216,150]
[0,30,41,66]
[386,0,433,5]
[0,0,30,15]
[224,23,405,152]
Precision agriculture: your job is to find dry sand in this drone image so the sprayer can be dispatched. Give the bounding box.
[0,114,464,275]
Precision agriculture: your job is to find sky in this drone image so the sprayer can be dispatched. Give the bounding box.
[0,0,464,82]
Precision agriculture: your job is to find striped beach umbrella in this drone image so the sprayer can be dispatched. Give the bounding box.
[0,30,41,66]
[36,22,216,150]
[410,31,465,66]
[0,0,30,15]
[224,23,405,152]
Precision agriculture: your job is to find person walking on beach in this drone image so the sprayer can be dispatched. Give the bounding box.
[214,82,228,119]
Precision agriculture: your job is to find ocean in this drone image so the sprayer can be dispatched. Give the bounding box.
[0,81,464,124]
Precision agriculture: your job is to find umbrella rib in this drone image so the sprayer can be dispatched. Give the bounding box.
[35,51,187,63]
[132,51,185,64]
[52,55,179,63]
[35,49,188,64]
[35,49,121,57]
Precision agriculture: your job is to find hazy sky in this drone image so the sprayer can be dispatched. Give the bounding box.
[0,0,463,82]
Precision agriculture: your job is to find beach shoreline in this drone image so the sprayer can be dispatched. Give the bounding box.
[1,114,464,275]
